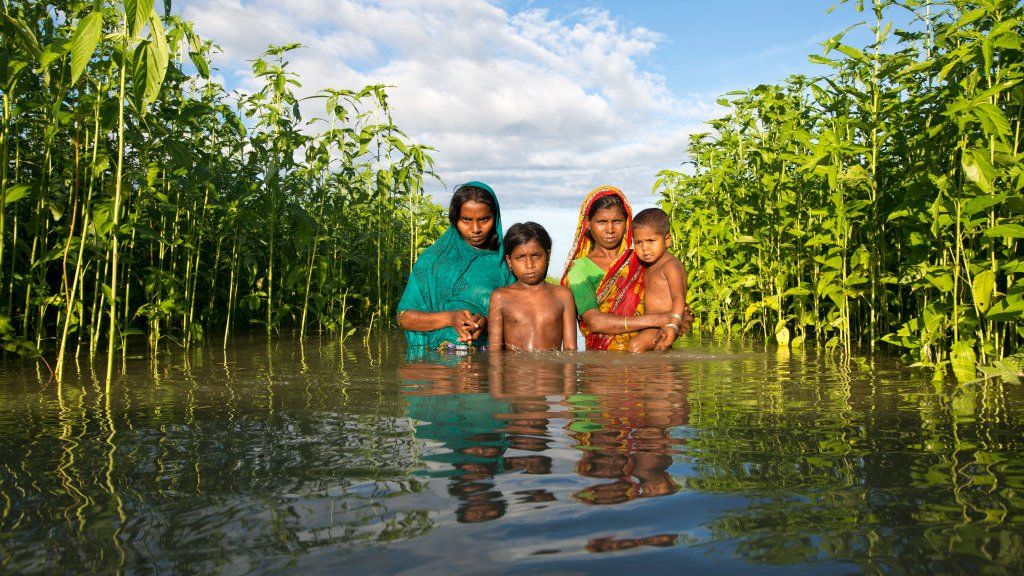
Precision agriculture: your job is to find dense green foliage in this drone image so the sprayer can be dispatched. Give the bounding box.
[0,1,444,379]
[657,0,1023,380]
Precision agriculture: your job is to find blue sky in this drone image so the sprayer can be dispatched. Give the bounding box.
[506,1,864,94]
[176,0,905,272]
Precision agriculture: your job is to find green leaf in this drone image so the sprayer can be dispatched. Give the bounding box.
[808,54,839,67]
[70,12,103,85]
[782,286,812,298]
[984,224,1024,239]
[775,324,790,346]
[125,0,155,38]
[835,43,866,62]
[1000,259,1024,274]
[987,290,1024,322]
[961,149,996,193]
[3,184,32,206]
[972,270,995,314]
[0,13,42,58]
[962,193,1005,216]
[950,340,977,383]
[188,50,210,78]
[925,269,953,293]
[972,102,1011,137]
[141,9,169,107]
[39,38,70,69]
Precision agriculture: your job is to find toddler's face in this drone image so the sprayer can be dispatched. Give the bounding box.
[505,239,549,285]
[633,225,670,264]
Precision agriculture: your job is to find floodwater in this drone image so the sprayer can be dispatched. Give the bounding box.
[1,334,1022,575]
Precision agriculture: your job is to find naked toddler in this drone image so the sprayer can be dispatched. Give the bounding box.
[627,208,690,352]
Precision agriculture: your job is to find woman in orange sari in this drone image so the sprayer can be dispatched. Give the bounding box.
[560,186,679,351]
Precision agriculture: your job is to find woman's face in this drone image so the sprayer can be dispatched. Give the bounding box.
[456,200,495,248]
[588,206,628,251]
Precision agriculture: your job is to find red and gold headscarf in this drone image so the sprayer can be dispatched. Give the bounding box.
[560,186,645,350]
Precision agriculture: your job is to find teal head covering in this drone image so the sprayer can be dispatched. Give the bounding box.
[397,181,514,350]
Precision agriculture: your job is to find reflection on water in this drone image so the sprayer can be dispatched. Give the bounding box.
[1,334,1023,574]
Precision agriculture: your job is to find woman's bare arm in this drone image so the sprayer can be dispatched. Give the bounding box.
[398,309,477,342]
[580,309,670,335]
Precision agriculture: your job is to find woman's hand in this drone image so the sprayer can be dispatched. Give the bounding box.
[468,313,487,342]
[450,310,483,343]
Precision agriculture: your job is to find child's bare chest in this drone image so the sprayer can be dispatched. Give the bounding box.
[644,271,673,312]
[504,293,563,323]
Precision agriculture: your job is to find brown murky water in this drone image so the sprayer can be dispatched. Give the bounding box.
[1,334,1022,574]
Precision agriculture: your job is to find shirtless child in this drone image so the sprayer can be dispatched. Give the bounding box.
[488,222,577,351]
[627,208,690,352]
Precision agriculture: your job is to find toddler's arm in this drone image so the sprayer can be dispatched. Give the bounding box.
[627,328,660,353]
[654,259,689,351]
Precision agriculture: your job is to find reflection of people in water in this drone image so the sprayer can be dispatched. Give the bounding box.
[400,352,511,523]
[569,358,689,505]
[486,352,576,504]
[586,534,678,553]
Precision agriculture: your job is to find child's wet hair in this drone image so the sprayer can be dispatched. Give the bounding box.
[633,208,670,236]
[449,183,499,250]
[504,221,552,254]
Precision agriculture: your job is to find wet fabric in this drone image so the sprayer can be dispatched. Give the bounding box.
[560,185,645,351]
[397,181,514,350]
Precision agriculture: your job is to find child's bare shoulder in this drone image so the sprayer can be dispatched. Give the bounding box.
[552,284,575,309]
[551,283,573,298]
[654,253,685,275]
[491,285,515,301]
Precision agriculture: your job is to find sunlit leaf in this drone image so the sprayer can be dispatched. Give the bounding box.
[3,184,32,206]
[141,9,169,107]
[950,340,977,383]
[972,270,995,314]
[70,12,103,85]
[984,224,1024,239]
[125,0,155,38]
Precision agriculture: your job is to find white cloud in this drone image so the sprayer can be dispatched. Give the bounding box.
[176,0,718,209]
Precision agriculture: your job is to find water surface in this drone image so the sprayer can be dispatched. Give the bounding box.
[1,335,1022,574]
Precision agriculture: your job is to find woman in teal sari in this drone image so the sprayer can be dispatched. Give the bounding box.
[397,182,513,351]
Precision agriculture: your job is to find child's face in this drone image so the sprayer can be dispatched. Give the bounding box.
[505,239,549,285]
[633,225,670,264]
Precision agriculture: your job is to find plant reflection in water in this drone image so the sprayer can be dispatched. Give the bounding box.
[4,336,1024,574]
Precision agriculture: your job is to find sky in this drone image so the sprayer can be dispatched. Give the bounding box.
[174,0,891,272]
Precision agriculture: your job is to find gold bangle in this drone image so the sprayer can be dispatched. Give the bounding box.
[623,315,629,332]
